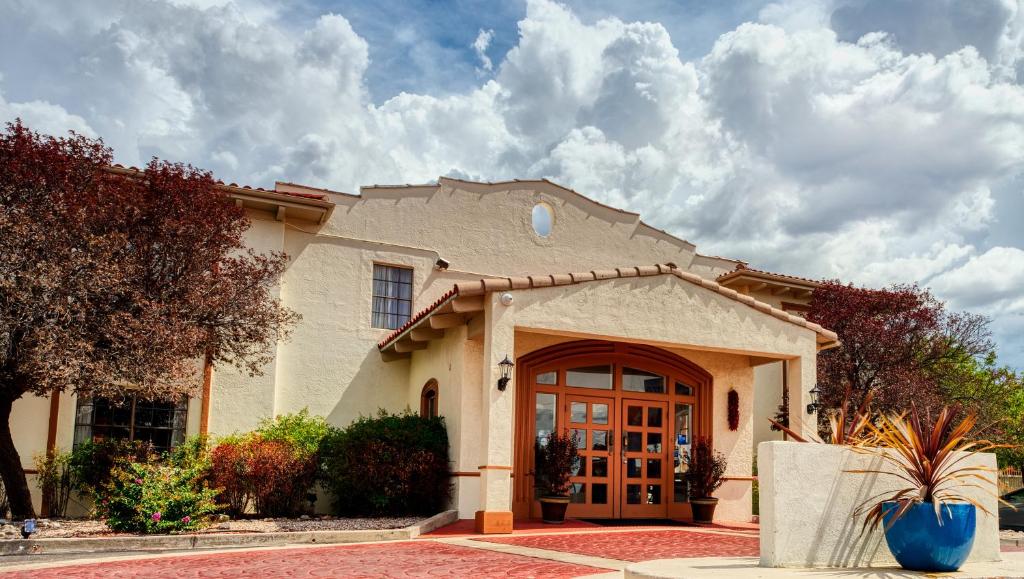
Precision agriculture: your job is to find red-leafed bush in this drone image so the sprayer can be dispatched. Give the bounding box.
[209,440,249,516]
[209,435,317,517]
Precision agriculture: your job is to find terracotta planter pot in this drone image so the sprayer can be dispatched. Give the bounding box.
[539,496,570,524]
[690,497,719,524]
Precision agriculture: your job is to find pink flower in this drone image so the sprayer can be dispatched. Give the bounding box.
[181,516,191,524]
[135,478,143,484]
[151,512,162,522]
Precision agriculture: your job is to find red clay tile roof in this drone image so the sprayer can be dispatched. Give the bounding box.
[106,165,329,201]
[377,289,458,349]
[378,264,838,351]
[716,264,821,287]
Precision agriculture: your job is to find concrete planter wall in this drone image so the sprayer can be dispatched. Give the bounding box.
[757,441,1000,568]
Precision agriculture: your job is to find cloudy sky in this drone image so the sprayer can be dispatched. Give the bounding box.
[2,0,1024,367]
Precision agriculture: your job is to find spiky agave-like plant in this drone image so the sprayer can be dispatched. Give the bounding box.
[851,404,1007,531]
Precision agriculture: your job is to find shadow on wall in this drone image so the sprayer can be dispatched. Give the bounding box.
[325,342,411,428]
[813,453,889,567]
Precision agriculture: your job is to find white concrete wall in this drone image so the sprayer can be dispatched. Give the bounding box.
[758,441,1000,568]
[752,362,785,452]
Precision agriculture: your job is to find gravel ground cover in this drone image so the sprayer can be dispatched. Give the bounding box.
[1002,529,1024,542]
[7,516,424,539]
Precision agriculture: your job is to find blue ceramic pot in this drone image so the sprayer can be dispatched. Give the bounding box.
[881,501,976,572]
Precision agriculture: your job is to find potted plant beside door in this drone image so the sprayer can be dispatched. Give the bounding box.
[851,405,1005,572]
[533,430,579,524]
[685,436,727,524]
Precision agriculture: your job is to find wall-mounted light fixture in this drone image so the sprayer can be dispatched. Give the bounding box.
[435,257,450,270]
[806,384,821,415]
[497,355,514,391]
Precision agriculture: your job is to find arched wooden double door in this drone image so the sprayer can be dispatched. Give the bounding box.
[512,340,712,520]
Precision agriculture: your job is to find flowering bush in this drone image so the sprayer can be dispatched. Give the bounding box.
[98,462,219,534]
[70,439,156,497]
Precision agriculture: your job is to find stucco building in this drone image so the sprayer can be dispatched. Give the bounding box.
[13,173,835,532]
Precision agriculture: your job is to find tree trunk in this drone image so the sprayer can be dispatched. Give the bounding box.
[0,394,36,519]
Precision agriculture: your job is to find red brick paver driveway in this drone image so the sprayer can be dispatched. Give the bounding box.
[1,541,603,579]
[477,529,760,562]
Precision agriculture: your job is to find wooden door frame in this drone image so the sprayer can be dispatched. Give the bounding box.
[512,339,713,520]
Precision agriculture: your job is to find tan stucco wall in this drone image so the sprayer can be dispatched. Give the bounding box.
[666,348,755,523]
[315,180,736,280]
[462,275,819,522]
[12,179,817,521]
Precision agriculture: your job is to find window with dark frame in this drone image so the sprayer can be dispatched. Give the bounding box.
[372,264,413,330]
[420,380,439,418]
[73,396,188,453]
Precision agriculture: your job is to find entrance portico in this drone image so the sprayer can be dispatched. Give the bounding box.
[378,263,838,533]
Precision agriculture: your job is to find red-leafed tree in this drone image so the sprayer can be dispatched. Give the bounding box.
[806,281,993,418]
[0,121,298,518]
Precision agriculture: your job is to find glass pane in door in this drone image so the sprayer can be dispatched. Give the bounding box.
[563,395,615,518]
[620,400,669,517]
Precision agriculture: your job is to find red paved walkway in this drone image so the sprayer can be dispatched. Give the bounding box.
[422,518,759,538]
[477,529,760,562]
[2,541,603,579]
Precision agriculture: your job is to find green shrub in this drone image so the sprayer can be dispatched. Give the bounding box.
[320,410,451,516]
[34,450,75,518]
[70,439,156,498]
[97,462,219,534]
[167,436,212,478]
[255,409,330,458]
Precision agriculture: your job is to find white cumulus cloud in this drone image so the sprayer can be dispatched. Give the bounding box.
[1,0,1023,365]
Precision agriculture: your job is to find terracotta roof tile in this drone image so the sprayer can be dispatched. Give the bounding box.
[378,264,840,351]
[716,264,821,287]
[105,164,329,201]
[529,275,554,288]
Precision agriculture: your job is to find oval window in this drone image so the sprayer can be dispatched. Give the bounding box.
[532,202,553,237]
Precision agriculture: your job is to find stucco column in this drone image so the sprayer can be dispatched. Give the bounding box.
[475,292,516,533]
[786,341,819,440]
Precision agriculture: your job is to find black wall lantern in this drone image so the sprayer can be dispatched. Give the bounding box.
[806,384,821,415]
[497,355,514,391]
